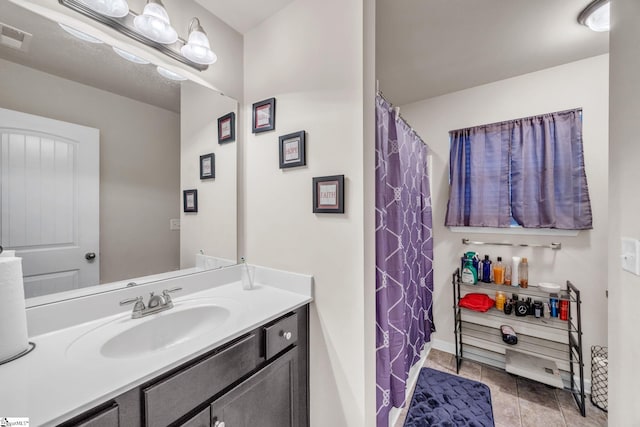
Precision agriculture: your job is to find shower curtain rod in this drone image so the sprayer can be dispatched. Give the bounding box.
[462,238,562,250]
[376,89,428,148]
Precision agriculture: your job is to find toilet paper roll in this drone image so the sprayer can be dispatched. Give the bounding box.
[0,257,29,362]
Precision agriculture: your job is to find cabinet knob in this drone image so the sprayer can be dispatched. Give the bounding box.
[214,421,225,427]
[282,331,292,341]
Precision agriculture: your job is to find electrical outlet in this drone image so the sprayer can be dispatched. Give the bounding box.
[170,218,180,231]
[621,237,640,275]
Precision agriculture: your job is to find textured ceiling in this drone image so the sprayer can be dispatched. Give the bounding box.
[0,1,180,112]
[376,0,610,106]
[194,0,294,34]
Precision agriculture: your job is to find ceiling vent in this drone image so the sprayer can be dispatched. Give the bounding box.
[0,23,33,52]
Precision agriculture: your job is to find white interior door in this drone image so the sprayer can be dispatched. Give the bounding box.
[0,108,99,298]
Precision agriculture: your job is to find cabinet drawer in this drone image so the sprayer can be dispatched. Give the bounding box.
[143,333,260,427]
[264,313,298,360]
[71,404,119,427]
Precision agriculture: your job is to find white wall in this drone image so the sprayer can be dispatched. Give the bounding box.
[243,0,366,425]
[0,58,181,284]
[400,55,610,379]
[180,82,238,266]
[608,0,640,423]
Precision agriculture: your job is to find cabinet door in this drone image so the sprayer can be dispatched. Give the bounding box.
[179,406,211,427]
[211,348,297,427]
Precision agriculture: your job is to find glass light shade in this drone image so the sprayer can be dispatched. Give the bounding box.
[181,30,217,65]
[80,0,129,18]
[113,46,150,64]
[133,2,178,44]
[157,66,187,81]
[585,2,610,32]
[59,23,104,44]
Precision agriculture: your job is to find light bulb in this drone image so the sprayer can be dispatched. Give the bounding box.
[59,23,104,44]
[585,2,610,32]
[113,46,150,64]
[181,28,217,65]
[157,66,187,81]
[133,1,178,44]
[80,0,129,18]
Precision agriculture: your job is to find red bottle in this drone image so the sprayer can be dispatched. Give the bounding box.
[559,300,569,321]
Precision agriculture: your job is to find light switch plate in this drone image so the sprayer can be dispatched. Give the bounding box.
[170,218,180,231]
[621,237,640,275]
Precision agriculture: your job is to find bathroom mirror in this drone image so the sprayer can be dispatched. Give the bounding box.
[0,0,238,302]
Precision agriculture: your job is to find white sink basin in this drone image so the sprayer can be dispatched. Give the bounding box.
[66,302,231,360]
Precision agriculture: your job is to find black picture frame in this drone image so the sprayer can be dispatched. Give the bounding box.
[312,175,345,214]
[183,189,198,213]
[279,130,306,169]
[252,97,276,133]
[200,153,215,180]
[217,112,235,144]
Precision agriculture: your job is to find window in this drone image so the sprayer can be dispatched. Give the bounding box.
[445,108,592,230]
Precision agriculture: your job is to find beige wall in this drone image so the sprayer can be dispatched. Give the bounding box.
[243,0,366,425]
[400,55,610,380]
[608,0,640,423]
[0,58,181,284]
[180,82,238,267]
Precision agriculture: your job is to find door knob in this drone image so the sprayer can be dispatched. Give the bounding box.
[214,421,225,427]
[85,252,97,261]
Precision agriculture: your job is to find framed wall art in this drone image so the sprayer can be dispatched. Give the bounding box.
[183,189,198,213]
[252,97,276,133]
[312,175,344,214]
[279,130,306,169]
[200,153,215,179]
[218,112,235,144]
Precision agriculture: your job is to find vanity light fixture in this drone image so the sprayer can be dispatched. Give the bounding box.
[59,0,213,71]
[156,66,187,81]
[80,0,129,18]
[113,46,150,64]
[58,23,104,43]
[181,18,217,65]
[133,0,178,45]
[578,0,610,32]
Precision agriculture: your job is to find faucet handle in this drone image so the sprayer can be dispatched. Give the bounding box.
[162,287,182,304]
[120,296,146,312]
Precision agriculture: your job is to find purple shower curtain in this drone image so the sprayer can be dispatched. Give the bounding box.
[375,95,434,427]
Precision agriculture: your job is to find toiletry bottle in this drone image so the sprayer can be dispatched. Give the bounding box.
[482,255,492,283]
[505,264,512,286]
[511,256,520,288]
[519,257,529,288]
[461,255,478,284]
[495,291,506,310]
[493,257,505,285]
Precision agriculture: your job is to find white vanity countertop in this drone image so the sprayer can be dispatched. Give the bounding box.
[0,266,313,426]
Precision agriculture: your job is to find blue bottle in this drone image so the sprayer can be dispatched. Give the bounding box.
[482,255,492,283]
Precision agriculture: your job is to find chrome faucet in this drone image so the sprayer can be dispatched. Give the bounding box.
[120,287,182,319]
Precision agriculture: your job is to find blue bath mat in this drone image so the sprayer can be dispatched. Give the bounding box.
[403,368,495,427]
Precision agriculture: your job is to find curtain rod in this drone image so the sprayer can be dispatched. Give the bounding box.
[449,107,583,134]
[462,238,561,250]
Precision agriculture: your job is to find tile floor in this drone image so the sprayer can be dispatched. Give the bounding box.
[394,349,608,427]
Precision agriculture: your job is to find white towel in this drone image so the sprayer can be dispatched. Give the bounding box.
[0,257,29,362]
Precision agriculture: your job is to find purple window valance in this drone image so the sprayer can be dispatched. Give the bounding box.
[445,108,593,230]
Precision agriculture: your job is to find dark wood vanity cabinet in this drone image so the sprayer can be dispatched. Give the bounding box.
[60,305,309,427]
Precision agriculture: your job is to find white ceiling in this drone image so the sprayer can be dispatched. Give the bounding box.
[376,0,610,106]
[195,0,294,34]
